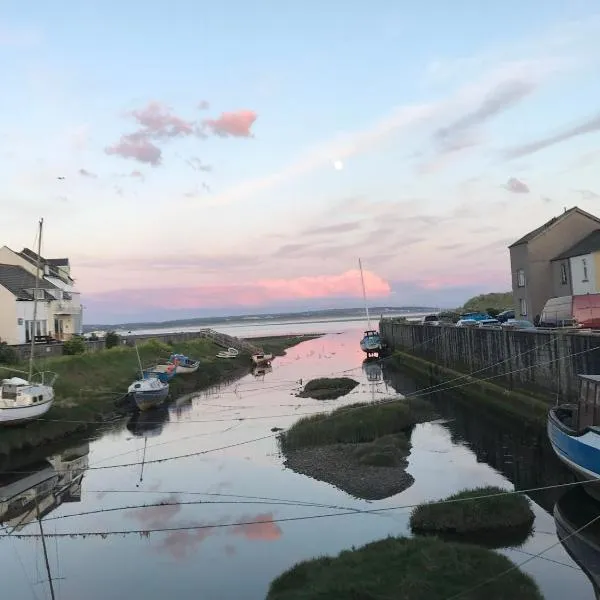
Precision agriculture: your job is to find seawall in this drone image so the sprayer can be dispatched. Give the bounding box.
[379,320,600,401]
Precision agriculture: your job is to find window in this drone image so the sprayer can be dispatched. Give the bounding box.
[519,298,528,316]
[33,289,44,300]
[560,263,568,285]
[582,258,589,282]
[517,269,526,287]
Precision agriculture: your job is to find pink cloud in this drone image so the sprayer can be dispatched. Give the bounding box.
[86,269,391,310]
[230,513,282,541]
[204,110,257,137]
[106,133,162,166]
[131,101,195,138]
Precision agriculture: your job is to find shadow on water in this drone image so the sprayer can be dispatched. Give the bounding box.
[554,487,600,599]
[383,364,578,515]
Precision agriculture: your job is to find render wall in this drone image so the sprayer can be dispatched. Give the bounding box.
[379,320,600,401]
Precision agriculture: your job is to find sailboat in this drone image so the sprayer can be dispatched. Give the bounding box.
[358,258,383,357]
[127,342,169,411]
[0,219,56,424]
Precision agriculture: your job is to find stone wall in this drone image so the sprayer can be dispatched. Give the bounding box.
[379,320,600,401]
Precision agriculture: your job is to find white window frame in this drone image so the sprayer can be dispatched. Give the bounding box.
[33,289,45,300]
[519,298,528,316]
[517,269,526,287]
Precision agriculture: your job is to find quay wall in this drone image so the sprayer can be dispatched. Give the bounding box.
[379,320,600,401]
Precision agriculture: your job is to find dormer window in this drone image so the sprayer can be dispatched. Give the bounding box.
[33,289,44,300]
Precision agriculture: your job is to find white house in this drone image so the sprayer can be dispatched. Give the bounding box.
[0,245,83,344]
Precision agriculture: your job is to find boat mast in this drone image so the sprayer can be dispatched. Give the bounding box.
[358,258,371,329]
[134,341,143,377]
[29,218,43,381]
[36,499,56,600]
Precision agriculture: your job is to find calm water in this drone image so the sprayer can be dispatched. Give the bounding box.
[1,326,598,599]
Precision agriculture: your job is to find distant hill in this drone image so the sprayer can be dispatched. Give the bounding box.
[83,306,439,331]
[460,292,514,313]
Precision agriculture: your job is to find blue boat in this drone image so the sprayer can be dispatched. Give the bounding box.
[169,353,200,374]
[547,374,600,499]
[360,330,382,355]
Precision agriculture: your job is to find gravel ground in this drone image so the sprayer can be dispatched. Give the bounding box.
[283,443,414,500]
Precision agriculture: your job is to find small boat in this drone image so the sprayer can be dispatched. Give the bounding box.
[252,364,273,377]
[128,377,169,411]
[358,258,383,357]
[252,353,273,366]
[547,374,600,499]
[217,347,239,359]
[144,363,177,381]
[169,353,200,374]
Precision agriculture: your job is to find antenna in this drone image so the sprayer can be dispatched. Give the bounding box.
[358,258,371,329]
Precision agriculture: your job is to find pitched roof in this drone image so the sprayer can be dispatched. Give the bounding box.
[19,248,72,283]
[552,229,600,261]
[509,207,600,248]
[47,258,69,267]
[0,264,58,300]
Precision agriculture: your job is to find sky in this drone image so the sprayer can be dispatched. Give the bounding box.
[2,1,600,323]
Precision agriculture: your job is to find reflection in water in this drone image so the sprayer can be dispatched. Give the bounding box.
[252,365,273,378]
[383,365,577,514]
[127,405,170,438]
[555,488,600,599]
[0,442,89,531]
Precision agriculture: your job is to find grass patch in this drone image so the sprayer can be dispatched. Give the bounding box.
[248,334,322,357]
[0,337,250,455]
[266,536,542,600]
[410,486,535,546]
[281,397,435,450]
[352,433,411,467]
[298,377,359,400]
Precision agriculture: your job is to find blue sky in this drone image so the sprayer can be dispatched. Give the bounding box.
[2,1,600,322]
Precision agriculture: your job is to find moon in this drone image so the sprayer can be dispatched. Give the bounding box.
[333,159,344,171]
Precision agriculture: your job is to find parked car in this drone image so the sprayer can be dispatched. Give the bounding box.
[478,319,501,328]
[460,312,493,322]
[501,319,535,330]
[456,318,480,327]
[421,314,441,326]
[496,309,515,323]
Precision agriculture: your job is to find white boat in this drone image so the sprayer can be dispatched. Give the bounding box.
[128,377,169,411]
[0,219,56,425]
[217,347,239,359]
[252,353,273,365]
[358,258,383,357]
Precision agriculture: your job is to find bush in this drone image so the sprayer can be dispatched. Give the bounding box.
[62,336,86,355]
[0,342,18,365]
[298,377,359,400]
[409,486,535,538]
[105,331,120,349]
[281,398,435,450]
[267,536,543,599]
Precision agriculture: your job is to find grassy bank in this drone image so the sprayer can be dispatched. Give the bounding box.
[298,377,359,400]
[410,486,535,548]
[388,351,550,422]
[267,536,542,599]
[281,397,436,450]
[250,334,322,357]
[0,334,309,455]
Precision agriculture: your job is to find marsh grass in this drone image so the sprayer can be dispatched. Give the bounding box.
[266,536,543,600]
[409,486,535,545]
[351,433,411,467]
[298,377,359,400]
[281,397,435,450]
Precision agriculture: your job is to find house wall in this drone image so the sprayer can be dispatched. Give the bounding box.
[551,259,573,297]
[15,301,50,344]
[570,253,598,295]
[510,243,530,318]
[0,286,17,344]
[512,212,600,320]
[594,251,600,291]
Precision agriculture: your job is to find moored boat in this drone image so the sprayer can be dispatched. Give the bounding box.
[169,353,200,374]
[547,374,600,499]
[217,347,239,359]
[360,330,383,355]
[252,353,273,366]
[128,378,169,411]
[144,363,177,381]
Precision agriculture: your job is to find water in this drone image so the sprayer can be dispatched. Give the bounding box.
[0,326,597,599]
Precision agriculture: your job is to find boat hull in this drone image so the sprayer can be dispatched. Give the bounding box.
[252,354,273,365]
[360,336,382,354]
[175,362,199,374]
[547,408,600,498]
[133,387,169,411]
[0,397,54,425]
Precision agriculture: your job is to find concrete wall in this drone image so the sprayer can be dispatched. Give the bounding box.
[9,329,217,361]
[380,320,600,401]
[510,243,529,318]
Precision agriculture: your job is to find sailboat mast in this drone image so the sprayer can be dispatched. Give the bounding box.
[36,499,56,600]
[29,218,43,381]
[358,258,371,329]
[134,342,143,376]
